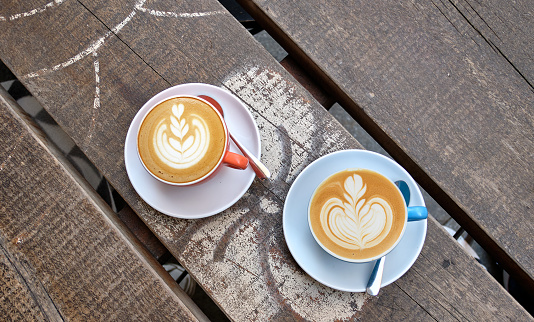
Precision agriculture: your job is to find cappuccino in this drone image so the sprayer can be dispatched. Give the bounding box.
[309,169,406,261]
[137,96,226,184]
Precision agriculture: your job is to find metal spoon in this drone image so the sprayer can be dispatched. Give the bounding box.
[198,95,271,179]
[366,256,385,296]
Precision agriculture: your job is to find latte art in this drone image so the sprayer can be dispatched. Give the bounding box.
[154,103,209,169]
[320,174,393,250]
[137,96,226,184]
[309,169,406,261]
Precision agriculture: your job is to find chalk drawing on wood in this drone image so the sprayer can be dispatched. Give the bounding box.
[0,0,66,22]
[3,0,225,80]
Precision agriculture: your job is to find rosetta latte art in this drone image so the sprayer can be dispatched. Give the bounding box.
[320,174,393,249]
[154,103,210,169]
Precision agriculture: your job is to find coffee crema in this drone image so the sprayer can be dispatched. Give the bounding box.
[309,169,406,261]
[137,96,226,184]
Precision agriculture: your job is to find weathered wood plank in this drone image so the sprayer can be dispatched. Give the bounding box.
[0,87,205,320]
[0,0,531,320]
[429,0,534,88]
[237,0,534,291]
[1,240,61,321]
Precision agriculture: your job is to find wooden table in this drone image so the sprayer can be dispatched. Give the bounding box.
[0,0,532,320]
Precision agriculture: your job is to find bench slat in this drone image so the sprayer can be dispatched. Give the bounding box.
[0,87,206,321]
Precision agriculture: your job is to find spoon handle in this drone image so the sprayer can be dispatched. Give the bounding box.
[366,256,385,296]
[229,133,270,179]
[197,94,270,180]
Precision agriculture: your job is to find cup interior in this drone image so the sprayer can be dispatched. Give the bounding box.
[308,168,408,263]
[136,95,229,186]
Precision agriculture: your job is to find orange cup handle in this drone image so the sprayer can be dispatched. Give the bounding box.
[223,151,249,170]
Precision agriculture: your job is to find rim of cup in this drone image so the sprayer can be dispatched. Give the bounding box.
[307,167,408,263]
[136,95,229,186]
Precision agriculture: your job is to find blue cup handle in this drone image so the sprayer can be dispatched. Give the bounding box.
[395,180,428,222]
[408,206,428,222]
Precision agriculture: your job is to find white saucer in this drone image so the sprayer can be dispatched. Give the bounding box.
[124,83,260,219]
[283,150,427,292]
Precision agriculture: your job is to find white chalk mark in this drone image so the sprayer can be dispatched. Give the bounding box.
[1,0,66,21]
[86,52,100,142]
[22,31,109,79]
[19,0,223,80]
[21,2,143,79]
[135,3,225,18]
[93,52,100,110]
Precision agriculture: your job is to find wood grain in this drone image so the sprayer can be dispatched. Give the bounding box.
[0,87,205,320]
[429,0,534,87]
[0,0,531,320]
[237,0,534,291]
